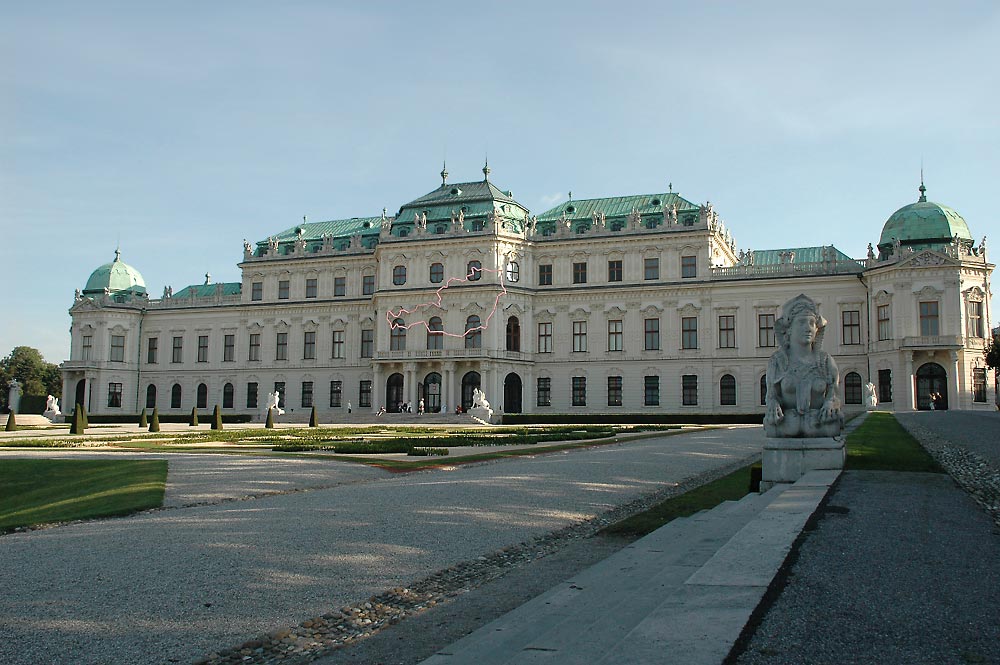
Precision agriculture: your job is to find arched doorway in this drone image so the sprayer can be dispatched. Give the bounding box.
[504,373,522,413]
[915,363,948,410]
[421,372,442,412]
[74,379,86,410]
[146,384,157,410]
[386,373,404,412]
[197,383,208,409]
[461,371,481,412]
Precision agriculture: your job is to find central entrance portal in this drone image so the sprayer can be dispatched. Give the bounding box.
[915,363,948,410]
[504,372,522,413]
[421,372,441,413]
[386,373,404,412]
[461,371,481,412]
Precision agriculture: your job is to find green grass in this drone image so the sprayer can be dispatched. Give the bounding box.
[0,459,167,532]
[600,464,757,538]
[846,412,942,472]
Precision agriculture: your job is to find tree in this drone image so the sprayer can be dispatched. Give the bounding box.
[0,347,61,410]
[986,335,1000,374]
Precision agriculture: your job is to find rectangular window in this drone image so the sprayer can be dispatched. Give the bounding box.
[682,374,698,405]
[276,332,288,360]
[251,282,263,301]
[332,330,345,359]
[877,304,891,341]
[278,280,290,299]
[147,337,158,364]
[878,369,892,403]
[172,336,183,363]
[607,376,623,406]
[303,331,316,359]
[361,329,374,358]
[536,377,551,406]
[572,321,587,352]
[682,317,698,349]
[607,320,623,351]
[359,380,372,408]
[330,380,342,407]
[644,376,660,406]
[758,314,775,348]
[973,368,986,402]
[644,257,659,280]
[681,255,697,278]
[273,382,285,408]
[82,335,93,360]
[301,381,313,408]
[334,276,346,297]
[718,315,736,349]
[362,274,375,295]
[537,322,552,353]
[842,310,861,345]
[305,278,317,299]
[107,382,122,408]
[538,264,552,286]
[572,376,587,406]
[109,335,125,362]
[197,335,208,362]
[644,318,660,351]
[572,262,587,284]
[223,334,235,362]
[919,301,939,336]
[247,382,258,409]
[968,300,984,338]
[607,260,623,282]
[248,333,261,361]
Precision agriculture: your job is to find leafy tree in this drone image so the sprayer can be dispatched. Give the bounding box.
[0,346,61,411]
[986,335,1000,374]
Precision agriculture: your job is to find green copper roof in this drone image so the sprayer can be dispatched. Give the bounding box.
[395,179,531,225]
[83,250,147,296]
[173,282,242,298]
[536,192,697,221]
[878,185,972,248]
[255,216,382,255]
[740,246,861,267]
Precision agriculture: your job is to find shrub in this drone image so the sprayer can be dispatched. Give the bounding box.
[4,411,15,432]
[69,405,83,435]
[309,406,318,428]
[211,405,223,431]
[189,407,199,427]
[408,447,449,456]
[81,404,89,429]
[265,407,274,429]
[149,407,160,433]
[138,408,148,428]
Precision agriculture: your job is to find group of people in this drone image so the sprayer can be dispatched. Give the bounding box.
[393,398,426,415]
[928,391,944,410]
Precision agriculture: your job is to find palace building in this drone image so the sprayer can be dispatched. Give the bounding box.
[60,166,995,419]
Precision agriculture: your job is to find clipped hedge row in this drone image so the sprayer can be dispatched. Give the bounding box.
[501,413,764,425]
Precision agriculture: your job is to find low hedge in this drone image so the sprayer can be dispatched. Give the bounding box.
[501,413,764,425]
[85,413,254,424]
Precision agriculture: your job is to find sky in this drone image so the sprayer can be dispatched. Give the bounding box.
[2,1,998,364]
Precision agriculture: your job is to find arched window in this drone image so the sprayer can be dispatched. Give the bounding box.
[197,383,208,409]
[610,220,625,232]
[145,384,157,409]
[223,383,234,409]
[429,263,444,284]
[645,218,657,229]
[844,372,863,405]
[171,383,182,409]
[467,260,482,281]
[760,375,767,406]
[427,317,443,350]
[471,219,484,232]
[506,316,521,351]
[396,227,409,237]
[392,265,406,285]
[435,225,447,234]
[390,319,406,351]
[465,315,482,349]
[720,374,737,406]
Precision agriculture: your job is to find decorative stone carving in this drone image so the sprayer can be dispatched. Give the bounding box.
[864,382,878,410]
[763,294,844,438]
[7,379,21,414]
[264,390,284,418]
[44,395,61,420]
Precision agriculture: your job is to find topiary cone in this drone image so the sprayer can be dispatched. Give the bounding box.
[211,405,223,430]
[309,405,318,428]
[139,408,148,428]
[81,404,89,429]
[70,405,83,434]
[4,410,15,432]
[149,407,160,432]
[265,406,274,429]
[190,407,199,427]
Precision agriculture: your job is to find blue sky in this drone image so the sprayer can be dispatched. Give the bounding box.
[2,1,998,363]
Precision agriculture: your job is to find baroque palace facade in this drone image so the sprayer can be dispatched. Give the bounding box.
[61,166,995,419]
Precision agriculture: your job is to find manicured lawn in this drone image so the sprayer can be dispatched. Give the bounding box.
[600,463,756,538]
[0,459,167,532]
[846,412,942,472]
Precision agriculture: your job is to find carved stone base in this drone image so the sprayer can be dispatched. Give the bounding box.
[468,406,500,425]
[761,437,845,492]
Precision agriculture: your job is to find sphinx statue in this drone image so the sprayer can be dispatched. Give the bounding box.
[763,294,844,438]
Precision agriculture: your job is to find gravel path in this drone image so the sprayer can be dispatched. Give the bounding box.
[895,410,1000,468]
[0,427,762,665]
[735,411,1000,665]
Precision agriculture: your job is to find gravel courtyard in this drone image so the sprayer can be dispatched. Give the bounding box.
[0,426,762,665]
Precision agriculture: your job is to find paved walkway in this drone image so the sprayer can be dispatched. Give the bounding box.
[0,426,762,665]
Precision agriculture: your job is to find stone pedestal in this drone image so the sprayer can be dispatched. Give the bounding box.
[468,406,500,425]
[761,437,845,492]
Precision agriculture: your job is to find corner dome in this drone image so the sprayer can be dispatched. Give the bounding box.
[878,183,972,250]
[83,250,147,296]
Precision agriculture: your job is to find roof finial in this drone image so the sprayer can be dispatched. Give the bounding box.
[482,156,490,182]
[441,160,448,185]
[114,247,121,262]
[918,169,927,203]
[668,182,673,193]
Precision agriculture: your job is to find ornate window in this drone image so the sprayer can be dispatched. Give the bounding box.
[878,369,892,403]
[171,383,182,409]
[110,335,125,362]
[644,258,659,280]
[573,262,587,284]
[844,372,863,404]
[536,377,551,406]
[278,280,290,299]
[608,376,623,406]
[718,316,736,349]
[390,320,406,351]
[301,381,314,408]
[682,375,698,405]
[973,368,986,402]
[505,261,519,283]
[107,383,123,408]
[306,278,318,298]
[334,277,346,297]
[392,265,407,286]
[332,330,345,358]
[720,374,736,405]
[607,260,623,282]
[361,329,374,358]
[644,318,660,351]
[246,382,258,409]
[644,376,659,406]
[146,384,157,409]
[572,321,587,352]
[359,380,372,407]
[506,317,521,351]
[251,282,263,301]
[275,332,288,360]
[682,317,698,349]
[303,331,316,359]
[537,322,552,353]
[919,301,939,336]
[607,320,623,351]
[538,264,552,285]
[147,337,158,364]
[248,333,261,361]
[758,314,775,348]
[172,336,183,363]
[968,300,984,338]
[197,383,208,409]
[681,255,697,278]
[223,383,234,409]
[223,335,234,362]
[572,376,587,406]
[465,315,482,349]
[427,317,443,350]
[467,260,482,281]
[197,335,208,362]
[877,305,891,341]
[362,274,375,295]
[330,380,342,407]
[429,263,444,284]
[842,311,861,345]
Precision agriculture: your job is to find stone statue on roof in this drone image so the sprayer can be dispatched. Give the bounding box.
[867,243,875,261]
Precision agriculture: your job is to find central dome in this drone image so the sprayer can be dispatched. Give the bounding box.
[878,183,972,251]
[83,250,146,296]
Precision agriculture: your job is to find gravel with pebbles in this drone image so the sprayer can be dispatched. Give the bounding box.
[1,427,762,665]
